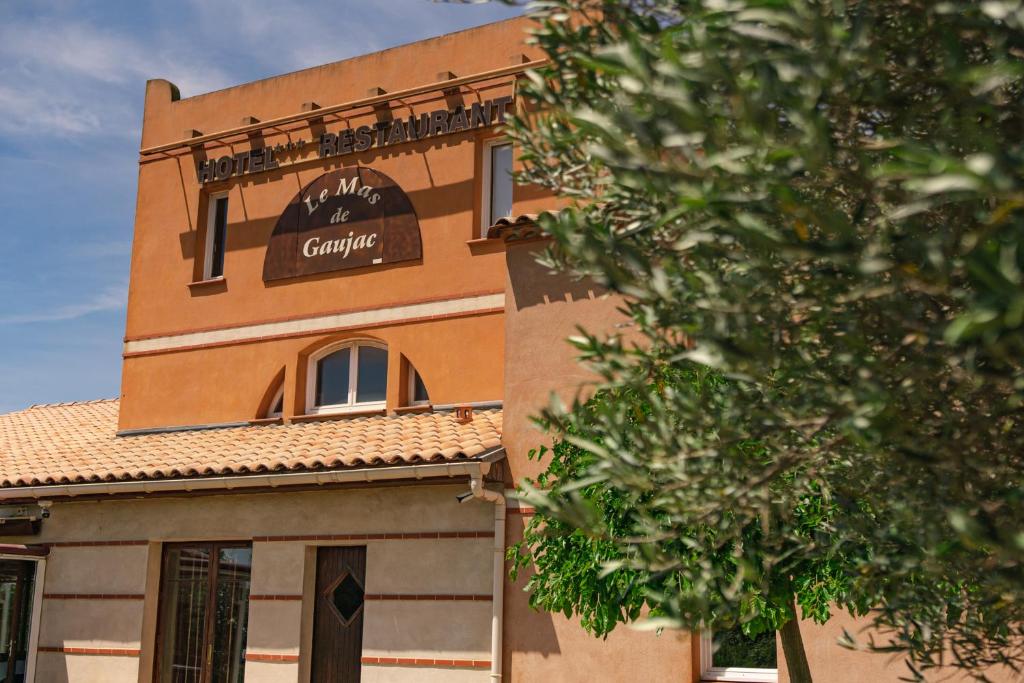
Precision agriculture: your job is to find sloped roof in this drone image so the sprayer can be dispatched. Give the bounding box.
[0,400,502,489]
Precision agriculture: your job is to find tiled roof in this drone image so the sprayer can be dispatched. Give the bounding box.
[485,214,545,242]
[0,400,502,489]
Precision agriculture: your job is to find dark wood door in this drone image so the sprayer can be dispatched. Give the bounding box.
[312,546,366,683]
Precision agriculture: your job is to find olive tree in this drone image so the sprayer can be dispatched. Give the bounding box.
[498,1,1024,680]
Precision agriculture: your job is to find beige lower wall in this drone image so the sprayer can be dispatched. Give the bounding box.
[2,483,498,683]
[361,665,487,682]
[363,601,491,660]
[779,611,1023,683]
[35,651,140,683]
[240,660,300,683]
[44,545,149,594]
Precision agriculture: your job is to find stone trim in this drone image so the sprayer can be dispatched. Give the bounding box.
[365,594,492,601]
[123,292,505,356]
[361,656,490,669]
[254,531,494,542]
[39,646,140,657]
[245,652,300,663]
[43,593,145,600]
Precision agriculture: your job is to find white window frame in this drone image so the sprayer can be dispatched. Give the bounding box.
[306,340,388,415]
[700,630,778,683]
[407,366,430,406]
[266,384,284,419]
[202,192,229,281]
[480,138,513,237]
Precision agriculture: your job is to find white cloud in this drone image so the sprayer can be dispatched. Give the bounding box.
[0,84,103,137]
[184,0,384,72]
[0,285,126,325]
[0,16,232,140]
[0,20,230,95]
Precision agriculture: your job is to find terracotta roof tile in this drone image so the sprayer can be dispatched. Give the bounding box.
[485,214,546,242]
[0,400,503,489]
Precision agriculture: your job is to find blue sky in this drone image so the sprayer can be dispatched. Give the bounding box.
[0,0,522,414]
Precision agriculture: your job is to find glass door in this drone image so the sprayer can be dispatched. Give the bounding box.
[0,560,35,683]
[155,543,252,683]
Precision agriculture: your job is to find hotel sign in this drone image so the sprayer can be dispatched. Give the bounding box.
[263,167,421,282]
[198,95,513,184]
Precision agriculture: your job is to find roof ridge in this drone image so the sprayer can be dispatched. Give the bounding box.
[23,398,119,411]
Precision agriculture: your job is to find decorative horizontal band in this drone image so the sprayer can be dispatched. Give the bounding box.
[361,656,490,669]
[365,594,492,602]
[39,646,141,657]
[250,594,303,601]
[245,652,300,663]
[47,540,149,548]
[254,531,494,542]
[123,292,505,356]
[44,593,145,601]
[507,507,537,515]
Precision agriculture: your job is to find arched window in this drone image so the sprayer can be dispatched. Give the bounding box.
[307,341,388,414]
[265,385,284,419]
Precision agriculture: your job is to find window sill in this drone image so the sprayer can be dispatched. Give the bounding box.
[393,404,432,415]
[188,277,227,291]
[466,237,506,255]
[248,417,283,426]
[291,409,387,423]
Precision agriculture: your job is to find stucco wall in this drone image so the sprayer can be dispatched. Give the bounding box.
[499,240,696,682]
[121,16,545,431]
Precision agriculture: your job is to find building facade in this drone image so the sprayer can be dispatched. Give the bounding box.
[0,15,1005,683]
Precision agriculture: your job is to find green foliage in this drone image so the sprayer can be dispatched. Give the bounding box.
[505,0,1024,678]
[714,625,778,669]
[511,367,864,637]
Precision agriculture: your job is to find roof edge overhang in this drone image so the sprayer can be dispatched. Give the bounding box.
[0,447,505,503]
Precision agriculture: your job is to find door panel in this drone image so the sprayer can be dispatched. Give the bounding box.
[312,547,366,683]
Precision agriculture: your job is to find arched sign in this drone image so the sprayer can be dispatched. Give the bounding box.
[263,167,421,282]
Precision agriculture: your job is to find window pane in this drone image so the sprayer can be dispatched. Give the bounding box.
[210,197,228,279]
[158,547,211,683]
[712,626,777,669]
[316,348,351,407]
[489,143,513,225]
[413,370,429,403]
[356,346,388,404]
[211,548,252,683]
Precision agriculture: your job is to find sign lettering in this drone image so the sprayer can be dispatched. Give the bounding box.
[198,95,513,185]
[263,167,421,282]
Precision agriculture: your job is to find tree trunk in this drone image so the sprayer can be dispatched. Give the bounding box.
[779,596,813,683]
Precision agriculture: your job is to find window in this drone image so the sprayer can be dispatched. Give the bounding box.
[266,385,284,419]
[156,542,252,683]
[0,558,41,683]
[700,626,778,682]
[203,194,229,280]
[408,367,430,405]
[307,341,388,414]
[481,140,513,236]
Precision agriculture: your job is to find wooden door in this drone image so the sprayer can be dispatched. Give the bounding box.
[312,546,366,683]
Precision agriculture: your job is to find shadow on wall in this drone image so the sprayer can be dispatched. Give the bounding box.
[504,512,562,662]
[506,243,607,312]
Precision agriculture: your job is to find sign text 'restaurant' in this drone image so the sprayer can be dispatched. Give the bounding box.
[197,95,512,185]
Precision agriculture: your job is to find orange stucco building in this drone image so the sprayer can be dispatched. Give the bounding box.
[0,15,1006,683]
